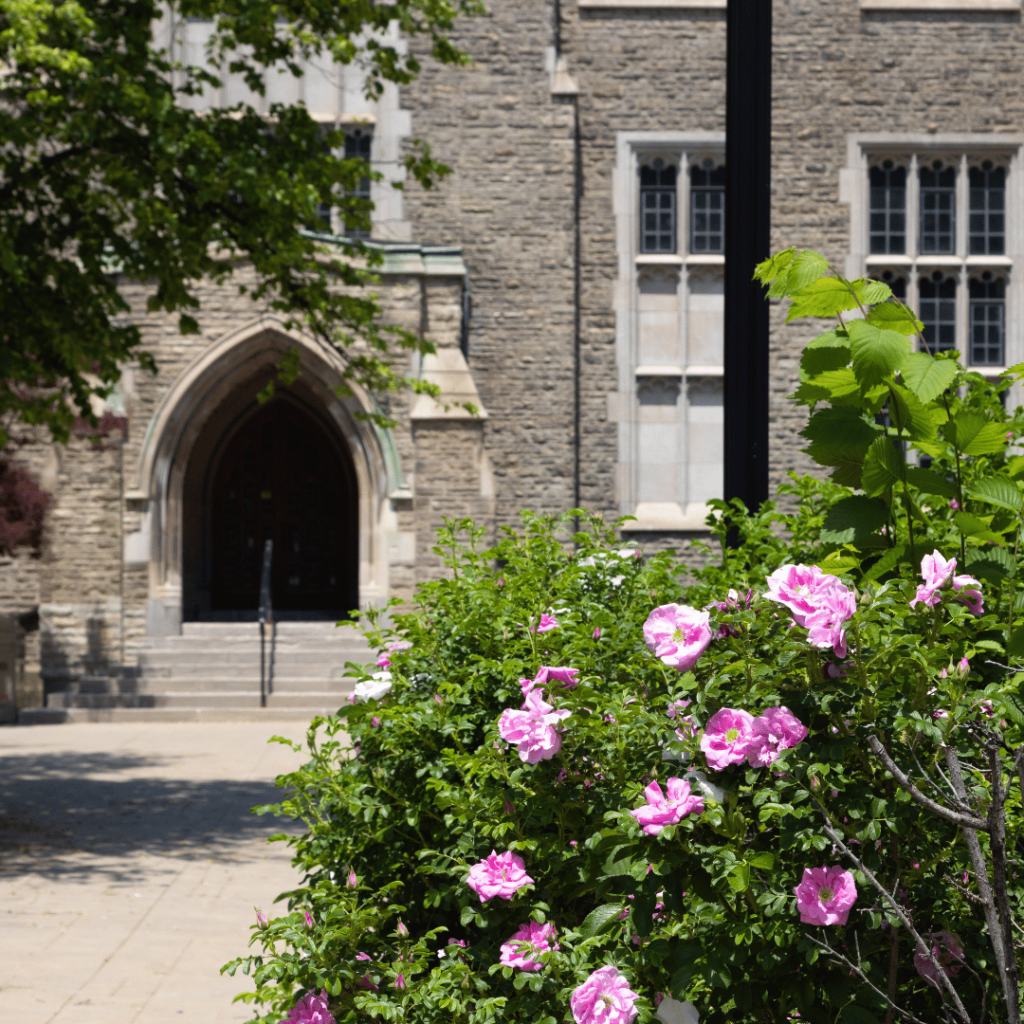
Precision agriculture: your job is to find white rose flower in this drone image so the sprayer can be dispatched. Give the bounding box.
[352,671,393,703]
[655,997,700,1024]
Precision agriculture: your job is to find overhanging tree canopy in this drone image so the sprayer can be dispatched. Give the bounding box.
[0,0,484,446]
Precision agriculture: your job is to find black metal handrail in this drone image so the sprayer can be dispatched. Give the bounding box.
[258,538,273,709]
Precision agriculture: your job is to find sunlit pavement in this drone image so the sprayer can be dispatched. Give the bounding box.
[0,722,316,1024]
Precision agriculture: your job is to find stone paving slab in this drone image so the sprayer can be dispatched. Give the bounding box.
[0,721,325,1024]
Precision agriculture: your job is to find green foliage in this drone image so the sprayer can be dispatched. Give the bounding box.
[0,0,484,441]
[227,249,1024,1024]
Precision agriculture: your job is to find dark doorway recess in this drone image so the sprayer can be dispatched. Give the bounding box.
[208,398,358,616]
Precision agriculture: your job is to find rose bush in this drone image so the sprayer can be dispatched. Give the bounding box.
[225,250,1024,1024]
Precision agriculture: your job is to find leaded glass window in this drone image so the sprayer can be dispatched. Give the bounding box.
[919,273,957,354]
[869,160,906,255]
[919,161,955,254]
[639,160,677,254]
[969,273,1006,365]
[969,162,1005,255]
[690,161,725,254]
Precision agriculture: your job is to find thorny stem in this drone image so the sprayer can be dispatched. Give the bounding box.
[942,392,967,565]
[815,803,973,1024]
[1008,518,1021,642]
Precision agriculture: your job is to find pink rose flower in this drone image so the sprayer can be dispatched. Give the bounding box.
[700,708,757,771]
[794,865,857,926]
[499,921,559,971]
[910,551,983,615]
[746,707,808,768]
[498,689,572,763]
[954,577,983,616]
[534,613,559,633]
[911,550,957,608]
[571,965,640,1024]
[913,931,964,987]
[375,639,412,668]
[466,849,535,903]
[521,666,579,697]
[803,583,856,659]
[630,778,704,835]
[643,604,713,671]
[281,990,335,1024]
[765,564,855,657]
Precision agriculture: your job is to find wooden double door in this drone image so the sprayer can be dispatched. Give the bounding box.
[210,399,358,614]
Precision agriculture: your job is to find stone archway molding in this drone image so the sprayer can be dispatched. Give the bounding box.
[128,315,397,636]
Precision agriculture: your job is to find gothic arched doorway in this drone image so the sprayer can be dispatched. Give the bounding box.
[207,398,358,616]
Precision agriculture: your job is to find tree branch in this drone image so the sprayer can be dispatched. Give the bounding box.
[816,806,973,1024]
[866,735,989,830]
[805,931,930,1024]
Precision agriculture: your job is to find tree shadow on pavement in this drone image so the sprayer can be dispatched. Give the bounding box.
[0,750,300,884]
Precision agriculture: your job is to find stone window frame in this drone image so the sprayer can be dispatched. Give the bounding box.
[841,133,1023,381]
[860,0,1020,10]
[612,131,725,533]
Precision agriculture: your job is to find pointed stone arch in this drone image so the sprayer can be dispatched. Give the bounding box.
[127,317,395,635]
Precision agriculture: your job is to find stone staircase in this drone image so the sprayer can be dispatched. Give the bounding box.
[22,621,374,723]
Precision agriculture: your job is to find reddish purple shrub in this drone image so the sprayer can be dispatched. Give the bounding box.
[0,462,51,557]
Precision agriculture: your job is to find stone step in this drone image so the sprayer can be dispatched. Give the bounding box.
[20,706,342,725]
[137,650,371,669]
[46,691,351,710]
[59,676,358,695]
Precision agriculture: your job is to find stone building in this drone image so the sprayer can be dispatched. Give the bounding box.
[4,0,1024,713]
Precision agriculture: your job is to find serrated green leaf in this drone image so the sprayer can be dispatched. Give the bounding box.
[787,277,863,322]
[866,300,923,336]
[943,412,1009,456]
[1007,628,1024,660]
[754,247,795,286]
[805,444,871,488]
[860,278,892,304]
[861,544,908,582]
[954,510,1009,542]
[801,329,851,376]
[727,863,751,892]
[966,547,1014,583]
[967,476,1024,512]
[861,436,902,497]
[901,351,958,403]
[820,496,890,544]
[801,406,882,450]
[904,466,958,499]
[847,319,911,387]
[817,552,862,574]
[578,903,624,939]
[765,248,831,298]
[998,694,1024,726]
[748,851,775,870]
[1008,455,1024,480]
[806,367,862,402]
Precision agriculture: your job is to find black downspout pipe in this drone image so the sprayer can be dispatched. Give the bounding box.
[723,0,772,538]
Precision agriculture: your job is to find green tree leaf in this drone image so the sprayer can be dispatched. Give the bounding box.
[943,412,1008,456]
[967,476,1024,512]
[866,301,923,336]
[847,320,911,387]
[904,467,957,499]
[820,496,890,544]
[862,543,908,582]
[861,436,901,498]
[787,277,863,322]
[801,406,882,450]
[578,903,624,939]
[801,329,851,377]
[900,351,959,403]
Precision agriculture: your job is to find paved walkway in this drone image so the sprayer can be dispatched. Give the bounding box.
[0,721,320,1024]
